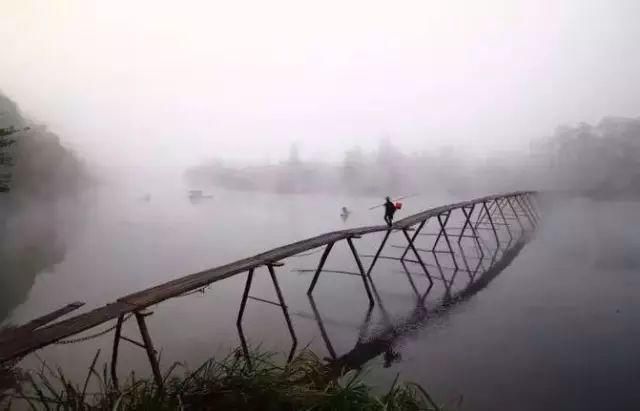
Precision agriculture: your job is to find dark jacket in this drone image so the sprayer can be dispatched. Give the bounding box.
[384,200,396,217]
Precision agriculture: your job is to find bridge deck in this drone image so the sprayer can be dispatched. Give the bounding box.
[0,190,533,363]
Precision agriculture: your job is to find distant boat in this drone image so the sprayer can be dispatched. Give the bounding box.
[188,190,213,201]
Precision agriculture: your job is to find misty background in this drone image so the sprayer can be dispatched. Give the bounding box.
[2,2,640,410]
[2,0,640,167]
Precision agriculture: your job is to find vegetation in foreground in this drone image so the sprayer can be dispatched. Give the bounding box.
[4,348,444,410]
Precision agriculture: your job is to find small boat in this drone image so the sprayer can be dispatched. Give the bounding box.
[188,190,213,201]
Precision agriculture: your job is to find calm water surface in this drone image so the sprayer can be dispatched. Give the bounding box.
[4,170,640,410]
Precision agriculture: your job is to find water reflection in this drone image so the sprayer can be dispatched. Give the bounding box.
[330,236,527,373]
[255,227,530,374]
[0,206,67,324]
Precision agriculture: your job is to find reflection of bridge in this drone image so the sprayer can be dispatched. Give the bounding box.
[309,231,530,377]
[0,191,539,390]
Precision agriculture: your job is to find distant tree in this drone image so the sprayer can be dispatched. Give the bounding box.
[0,126,18,192]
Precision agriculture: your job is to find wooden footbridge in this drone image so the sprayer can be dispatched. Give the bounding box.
[0,190,540,389]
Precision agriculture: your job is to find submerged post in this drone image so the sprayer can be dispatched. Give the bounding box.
[267,264,298,362]
[506,196,525,232]
[347,237,375,306]
[437,211,459,270]
[400,220,427,261]
[237,269,255,326]
[482,201,500,246]
[134,312,163,391]
[458,204,475,244]
[367,230,392,277]
[402,228,434,285]
[110,314,125,390]
[495,198,513,242]
[307,243,334,295]
[516,195,537,227]
[432,212,451,251]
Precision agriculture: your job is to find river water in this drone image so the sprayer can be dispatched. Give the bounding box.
[3,168,640,410]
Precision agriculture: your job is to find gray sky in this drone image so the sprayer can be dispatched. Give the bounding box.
[1,0,639,166]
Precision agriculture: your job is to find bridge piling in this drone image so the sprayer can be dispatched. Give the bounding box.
[267,264,298,363]
[457,204,476,244]
[110,314,125,390]
[134,312,163,392]
[307,243,334,295]
[506,197,525,233]
[347,237,375,307]
[436,211,459,271]
[482,201,500,247]
[495,199,513,243]
[402,229,434,285]
[400,220,427,262]
[366,230,392,277]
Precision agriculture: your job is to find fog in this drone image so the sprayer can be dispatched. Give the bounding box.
[3,3,640,410]
[2,0,640,167]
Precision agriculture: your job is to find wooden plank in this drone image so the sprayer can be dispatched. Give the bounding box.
[21,302,85,332]
[120,191,533,309]
[0,302,85,342]
[0,301,133,363]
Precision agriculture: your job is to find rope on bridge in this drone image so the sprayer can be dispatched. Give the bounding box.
[53,285,214,345]
[53,314,133,345]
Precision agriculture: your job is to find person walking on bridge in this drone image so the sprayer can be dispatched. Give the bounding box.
[384,196,396,227]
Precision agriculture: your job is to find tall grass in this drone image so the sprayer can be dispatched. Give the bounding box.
[4,347,444,410]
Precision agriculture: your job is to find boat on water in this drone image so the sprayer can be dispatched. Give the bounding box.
[188,190,213,201]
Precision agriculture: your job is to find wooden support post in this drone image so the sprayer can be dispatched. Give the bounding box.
[482,201,500,247]
[526,193,541,220]
[347,237,375,306]
[308,296,337,360]
[457,205,475,244]
[399,260,421,297]
[516,195,537,227]
[430,251,450,289]
[237,269,254,326]
[110,314,124,391]
[467,205,486,261]
[474,199,497,230]
[236,322,251,368]
[523,193,540,222]
[307,243,334,295]
[267,264,298,362]
[402,228,434,285]
[400,219,427,262]
[366,230,391,277]
[437,212,459,270]
[432,212,451,251]
[135,312,163,392]
[456,241,475,281]
[495,198,513,242]
[506,196,525,232]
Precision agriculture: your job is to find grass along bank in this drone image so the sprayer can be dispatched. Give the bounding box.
[4,347,445,410]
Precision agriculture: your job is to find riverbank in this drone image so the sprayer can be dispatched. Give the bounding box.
[5,347,443,410]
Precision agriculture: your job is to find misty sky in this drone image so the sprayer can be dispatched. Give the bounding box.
[1,0,640,166]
